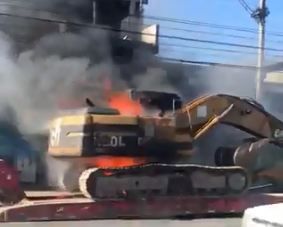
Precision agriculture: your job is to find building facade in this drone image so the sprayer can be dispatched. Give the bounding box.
[0,0,159,63]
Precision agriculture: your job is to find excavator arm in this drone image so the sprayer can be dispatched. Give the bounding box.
[174,94,283,185]
[174,94,283,141]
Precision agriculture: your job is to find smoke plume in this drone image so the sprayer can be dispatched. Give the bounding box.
[0,0,194,187]
[0,30,192,135]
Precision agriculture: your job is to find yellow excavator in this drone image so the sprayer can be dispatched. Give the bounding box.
[3,90,283,205]
[41,90,283,201]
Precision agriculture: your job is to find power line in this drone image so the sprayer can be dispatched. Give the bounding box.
[159,48,255,60]
[143,15,261,33]
[0,0,281,71]
[10,36,283,59]
[156,25,283,45]
[0,3,265,42]
[2,0,283,37]
[160,43,283,58]
[238,0,254,15]
[160,57,258,70]
[142,14,283,37]
[2,2,283,48]
[1,11,283,54]
[1,1,283,44]
[9,23,283,59]
[0,1,279,75]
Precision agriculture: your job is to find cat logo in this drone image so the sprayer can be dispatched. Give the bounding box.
[50,118,61,146]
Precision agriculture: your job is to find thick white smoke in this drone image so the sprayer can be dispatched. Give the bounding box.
[0,25,190,188]
[0,29,116,188]
[0,0,199,187]
[0,33,88,133]
[198,64,256,96]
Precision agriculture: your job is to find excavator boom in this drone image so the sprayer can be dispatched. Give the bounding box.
[175,94,283,142]
[171,94,283,186]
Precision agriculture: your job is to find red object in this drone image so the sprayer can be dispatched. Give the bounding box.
[0,160,25,204]
[0,193,283,222]
[0,160,20,190]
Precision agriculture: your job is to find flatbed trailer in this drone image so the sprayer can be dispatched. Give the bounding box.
[2,192,283,222]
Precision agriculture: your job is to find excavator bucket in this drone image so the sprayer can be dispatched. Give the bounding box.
[215,137,283,185]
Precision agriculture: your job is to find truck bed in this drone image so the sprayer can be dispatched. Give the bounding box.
[1,193,283,222]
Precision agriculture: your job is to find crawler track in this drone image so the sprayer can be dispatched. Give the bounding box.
[79,164,250,200]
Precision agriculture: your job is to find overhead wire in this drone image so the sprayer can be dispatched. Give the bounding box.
[1,0,283,37]
[0,0,280,69]
[0,13,282,62]
[160,57,258,70]
[0,0,279,42]
[1,0,283,51]
[160,48,252,60]
[0,2,264,42]
[237,0,254,15]
[142,14,283,37]
[0,9,283,55]
[159,43,283,58]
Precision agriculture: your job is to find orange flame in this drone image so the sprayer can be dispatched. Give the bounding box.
[103,78,143,115]
[56,77,144,115]
[108,92,143,115]
[87,156,148,168]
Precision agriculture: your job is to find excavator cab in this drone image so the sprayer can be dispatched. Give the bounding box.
[128,89,182,116]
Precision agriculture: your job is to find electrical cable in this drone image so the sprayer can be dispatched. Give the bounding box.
[237,0,254,15]
[11,31,282,60]
[122,20,283,45]
[159,56,258,70]
[0,2,264,42]
[0,0,281,70]
[1,0,283,37]
[1,1,283,48]
[159,48,249,59]
[0,0,282,43]
[0,11,283,54]
[159,43,283,58]
[141,14,283,37]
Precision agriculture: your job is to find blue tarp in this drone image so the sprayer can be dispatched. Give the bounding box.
[0,129,34,160]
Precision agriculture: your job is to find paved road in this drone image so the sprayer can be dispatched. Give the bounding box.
[4,218,242,227]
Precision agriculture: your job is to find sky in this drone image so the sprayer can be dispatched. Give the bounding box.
[143,0,283,65]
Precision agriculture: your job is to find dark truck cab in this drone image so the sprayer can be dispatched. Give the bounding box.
[128,89,182,116]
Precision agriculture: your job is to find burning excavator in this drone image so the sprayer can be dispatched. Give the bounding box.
[2,88,283,206]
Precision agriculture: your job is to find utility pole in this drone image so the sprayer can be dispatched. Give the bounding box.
[252,0,269,100]
[237,0,269,100]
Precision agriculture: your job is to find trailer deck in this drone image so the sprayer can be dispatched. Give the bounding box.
[2,193,283,222]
